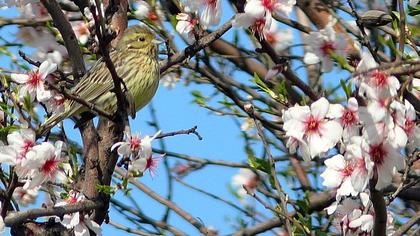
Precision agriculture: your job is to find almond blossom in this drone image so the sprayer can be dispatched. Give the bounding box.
[23,141,67,189]
[321,154,359,197]
[356,52,400,100]
[11,60,56,102]
[327,97,360,144]
[233,0,270,39]
[113,131,162,177]
[0,128,36,167]
[198,0,222,29]
[12,186,39,206]
[329,194,374,235]
[231,168,259,198]
[358,135,404,190]
[44,92,65,114]
[134,0,151,19]
[127,132,162,176]
[56,191,102,236]
[303,20,347,72]
[111,132,143,157]
[72,22,90,45]
[183,0,222,29]
[130,155,162,177]
[282,97,343,161]
[264,21,293,52]
[176,13,198,44]
[390,100,419,150]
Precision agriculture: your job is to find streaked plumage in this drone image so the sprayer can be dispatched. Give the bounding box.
[39,25,160,134]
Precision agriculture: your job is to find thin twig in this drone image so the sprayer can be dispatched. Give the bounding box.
[155,126,203,140]
[392,210,420,236]
[115,167,210,235]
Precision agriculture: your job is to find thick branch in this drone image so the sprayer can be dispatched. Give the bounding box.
[4,200,102,226]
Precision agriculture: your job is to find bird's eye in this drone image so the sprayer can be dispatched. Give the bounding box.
[138,37,145,42]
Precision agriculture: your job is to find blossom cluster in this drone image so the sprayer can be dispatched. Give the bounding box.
[282,51,419,234]
[111,131,162,177]
[11,60,65,114]
[0,128,73,232]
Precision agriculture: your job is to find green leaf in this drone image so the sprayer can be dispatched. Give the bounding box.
[191,90,207,106]
[96,184,116,195]
[247,154,271,174]
[408,5,420,16]
[252,73,278,99]
[340,79,352,98]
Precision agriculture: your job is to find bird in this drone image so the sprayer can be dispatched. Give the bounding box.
[39,25,160,135]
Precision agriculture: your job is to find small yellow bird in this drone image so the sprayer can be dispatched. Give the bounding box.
[40,25,160,134]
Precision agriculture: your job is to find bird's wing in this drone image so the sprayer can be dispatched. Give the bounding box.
[67,51,124,111]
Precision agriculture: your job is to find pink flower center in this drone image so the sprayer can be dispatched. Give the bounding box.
[67,196,78,204]
[251,17,266,38]
[19,140,35,160]
[404,119,415,136]
[27,72,42,88]
[41,157,59,175]
[145,156,154,170]
[205,0,217,8]
[369,143,387,166]
[320,41,336,56]
[342,164,354,177]
[22,140,35,153]
[341,109,357,126]
[265,32,276,44]
[129,137,141,151]
[262,0,275,11]
[148,11,158,21]
[54,94,65,105]
[371,70,388,87]
[304,115,321,134]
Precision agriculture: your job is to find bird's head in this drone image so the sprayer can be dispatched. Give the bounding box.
[116,25,161,56]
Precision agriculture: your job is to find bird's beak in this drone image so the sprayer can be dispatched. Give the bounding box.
[151,38,164,45]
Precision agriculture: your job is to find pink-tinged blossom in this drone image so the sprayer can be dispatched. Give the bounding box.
[44,92,65,114]
[134,0,151,19]
[356,52,400,100]
[321,154,358,197]
[327,97,360,144]
[361,136,404,190]
[130,155,162,177]
[328,193,374,235]
[264,21,293,52]
[72,22,90,45]
[199,0,222,29]
[182,0,222,28]
[128,131,161,177]
[231,169,259,198]
[233,0,269,39]
[283,97,343,161]
[390,100,419,150]
[344,136,373,193]
[56,191,102,236]
[23,141,67,189]
[303,21,347,72]
[111,132,143,157]
[12,186,39,206]
[176,13,198,44]
[11,61,56,102]
[0,129,36,166]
